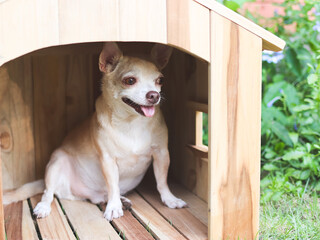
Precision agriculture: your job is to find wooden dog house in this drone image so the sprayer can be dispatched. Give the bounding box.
[0,0,285,239]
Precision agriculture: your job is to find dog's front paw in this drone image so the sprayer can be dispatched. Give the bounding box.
[33,202,52,218]
[162,194,187,209]
[104,200,124,221]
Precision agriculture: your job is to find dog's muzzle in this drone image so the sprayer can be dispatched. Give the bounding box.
[122,96,159,117]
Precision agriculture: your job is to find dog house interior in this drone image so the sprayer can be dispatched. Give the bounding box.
[1,41,210,240]
[0,0,285,239]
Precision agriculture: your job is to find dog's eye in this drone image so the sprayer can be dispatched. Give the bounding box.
[156,77,164,86]
[123,77,137,85]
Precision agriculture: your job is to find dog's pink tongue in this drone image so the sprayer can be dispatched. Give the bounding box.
[141,106,155,117]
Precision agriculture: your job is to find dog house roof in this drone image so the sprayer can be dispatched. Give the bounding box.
[0,0,285,67]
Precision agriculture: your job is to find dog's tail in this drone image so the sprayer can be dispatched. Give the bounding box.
[3,179,45,205]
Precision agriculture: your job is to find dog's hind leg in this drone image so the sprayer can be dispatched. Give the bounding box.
[33,149,72,218]
[120,196,132,210]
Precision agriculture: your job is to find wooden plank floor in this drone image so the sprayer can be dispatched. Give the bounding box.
[4,183,208,240]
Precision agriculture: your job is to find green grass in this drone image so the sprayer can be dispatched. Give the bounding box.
[259,193,320,239]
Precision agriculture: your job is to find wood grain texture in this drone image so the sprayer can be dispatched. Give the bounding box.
[195,158,209,206]
[129,192,186,240]
[30,195,75,240]
[0,0,284,67]
[163,51,208,200]
[60,199,121,240]
[161,50,199,196]
[0,0,169,66]
[187,101,208,114]
[21,201,38,240]
[112,210,154,240]
[0,182,208,240]
[0,0,210,66]
[192,59,209,203]
[118,0,167,42]
[59,0,167,44]
[0,0,59,67]
[167,0,210,61]
[209,12,262,240]
[187,144,208,160]
[137,184,208,240]
[58,0,118,44]
[4,202,23,240]
[194,60,209,103]
[33,54,95,179]
[162,50,209,202]
[187,102,209,203]
[195,0,285,51]
[33,56,68,179]
[169,183,208,226]
[3,200,37,240]
[66,55,94,132]
[0,56,35,190]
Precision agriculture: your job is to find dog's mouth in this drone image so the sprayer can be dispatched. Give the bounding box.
[122,97,156,117]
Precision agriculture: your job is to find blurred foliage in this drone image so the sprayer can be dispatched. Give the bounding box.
[259,0,320,202]
[217,0,254,11]
[203,113,208,146]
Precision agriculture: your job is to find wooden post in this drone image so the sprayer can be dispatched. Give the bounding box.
[195,111,204,146]
[0,138,6,240]
[208,12,262,239]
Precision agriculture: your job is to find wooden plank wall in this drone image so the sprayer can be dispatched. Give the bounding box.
[0,0,212,67]
[33,54,95,178]
[162,48,209,202]
[0,0,169,67]
[0,50,96,188]
[167,0,210,62]
[162,50,195,191]
[33,56,68,179]
[193,60,209,201]
[209,11,262,240]
[0,56,35,190]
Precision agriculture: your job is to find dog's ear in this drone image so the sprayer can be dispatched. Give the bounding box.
[151,44,173,70]
[99,42,123,73]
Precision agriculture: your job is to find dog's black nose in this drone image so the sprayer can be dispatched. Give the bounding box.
[146,91,160,104]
